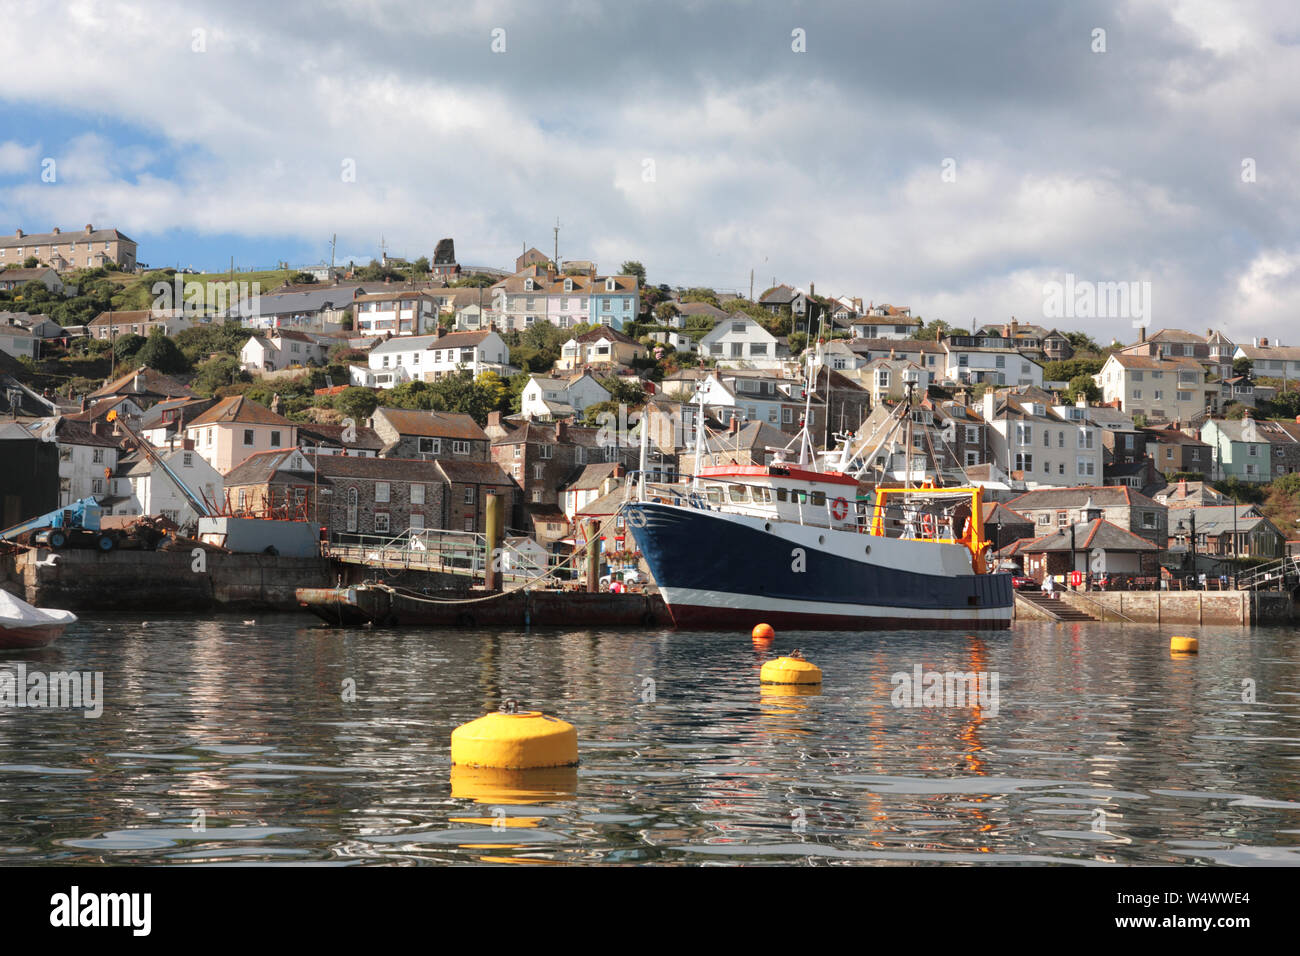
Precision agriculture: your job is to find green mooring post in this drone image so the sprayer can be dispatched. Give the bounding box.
[485,493,501,591]
[586,520,600,593]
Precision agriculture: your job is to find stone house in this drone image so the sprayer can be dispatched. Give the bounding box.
[1005,485,1169,547]
[369,407,490,461]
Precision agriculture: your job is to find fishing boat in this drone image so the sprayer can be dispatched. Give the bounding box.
[0,589,77,649]
[622,349,1013,631]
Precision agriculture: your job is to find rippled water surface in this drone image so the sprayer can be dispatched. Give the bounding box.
[2,614,1298,865]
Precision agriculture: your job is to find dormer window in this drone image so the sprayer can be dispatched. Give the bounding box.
[525,278,535,291]
[605,278,615,292]
[564,278,573,292]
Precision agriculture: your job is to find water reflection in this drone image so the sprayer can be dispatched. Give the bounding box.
[0,615,1296,865]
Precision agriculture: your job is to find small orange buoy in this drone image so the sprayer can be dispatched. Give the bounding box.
[1170,635,1198,655]
[752,623,775,641]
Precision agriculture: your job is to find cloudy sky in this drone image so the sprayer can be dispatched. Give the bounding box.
[1,0,1297,343]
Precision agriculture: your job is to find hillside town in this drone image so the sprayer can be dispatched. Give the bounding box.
[2,226,1299,590]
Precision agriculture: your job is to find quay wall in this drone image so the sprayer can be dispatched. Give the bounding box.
[1,548,332,612]
[1053,590,1300,626]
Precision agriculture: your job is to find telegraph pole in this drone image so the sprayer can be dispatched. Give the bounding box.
[553,218,560,267]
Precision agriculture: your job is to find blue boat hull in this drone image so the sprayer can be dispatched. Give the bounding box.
[625,501,1013,631]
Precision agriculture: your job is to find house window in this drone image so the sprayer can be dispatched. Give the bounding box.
[453,440,471,455]
[782,408,793,424]
[514,445,522,458]
[464,487,475,504]
[1043,431,1050,448]
[575,446,586,464]
[1016,424,1032,445]
[374,512,390,533]
[1077,458,1096,477]
[540,444,553,459]
[964,426,979,444]
[411,484,425,505]
[1142,512,1156,529]
[91,448,105,463]
[183,452,193,467]
[964,451,980,467]
[1015,453,1033,471]
[92,478,103,494]
[243,429,254,446]
[464,516,474,531]
[1248,444,1258,457]
[533,464,544,480]
[271,430,281,447]
[1038,514,1052,526]
[419,437,441,455]
[375,482,390,503]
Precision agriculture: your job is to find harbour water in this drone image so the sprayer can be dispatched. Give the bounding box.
[1,615,1298,865]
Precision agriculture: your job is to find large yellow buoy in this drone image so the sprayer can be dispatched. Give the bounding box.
[752,622,775,642]
[451,699,578,770]
[760,649,822,685]
[1170,635,1199,655]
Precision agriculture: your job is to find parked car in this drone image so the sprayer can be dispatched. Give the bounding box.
[599,569,641,592]
[1011,575,1039,591]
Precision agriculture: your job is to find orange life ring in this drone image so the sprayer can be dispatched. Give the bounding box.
[921,513,936,538]
[830,496,849,521]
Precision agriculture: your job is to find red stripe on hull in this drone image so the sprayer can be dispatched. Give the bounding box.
[665,602,1011,632]
[0,624,65,649]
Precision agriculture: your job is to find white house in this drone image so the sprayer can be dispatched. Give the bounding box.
[648,330,696,354]
[520,371,610,420]
[240,329,331,373]
[352,291,439,336]
[981,393,1104,488]
[694,371,808,428]
[30,418,122,506]
[1095,348,1209,423]
[943,345,1043,388]
[354,330,512,389]
[698,315,784,369]
[118,445,225,523]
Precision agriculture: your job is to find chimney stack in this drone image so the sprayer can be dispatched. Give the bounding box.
[487,411,501,430]
[14,229,23,239]
[436,326,447,338]
[555,420,567,443]
[84,224,93,235]
[51,227,60,235]
[1139,325,1146,342]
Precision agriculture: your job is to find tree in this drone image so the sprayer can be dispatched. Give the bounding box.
[336,387,379,421]
[1044,358,1105,382]
[113,334,147,366]
[654,301,680,324]
[135,330,190,374]
[1065,331,1102,354]
[192,356,250,394]
[915,319,951,341]
[1064,374,1101,403]
[1233,356,1253,378]
[23,256,38,269]
[411,257,431,275]
[289,271,318,284]
[599,375,645,406]
[619,261,646,285]
[681,287,720,308]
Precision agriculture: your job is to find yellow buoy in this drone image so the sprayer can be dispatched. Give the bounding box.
[760,649,822,685]
[451,699,578,770]
[752,622,775,641]
[1170,635,1199,654]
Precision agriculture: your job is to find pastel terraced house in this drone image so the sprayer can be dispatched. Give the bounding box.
[184,396,298,474]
